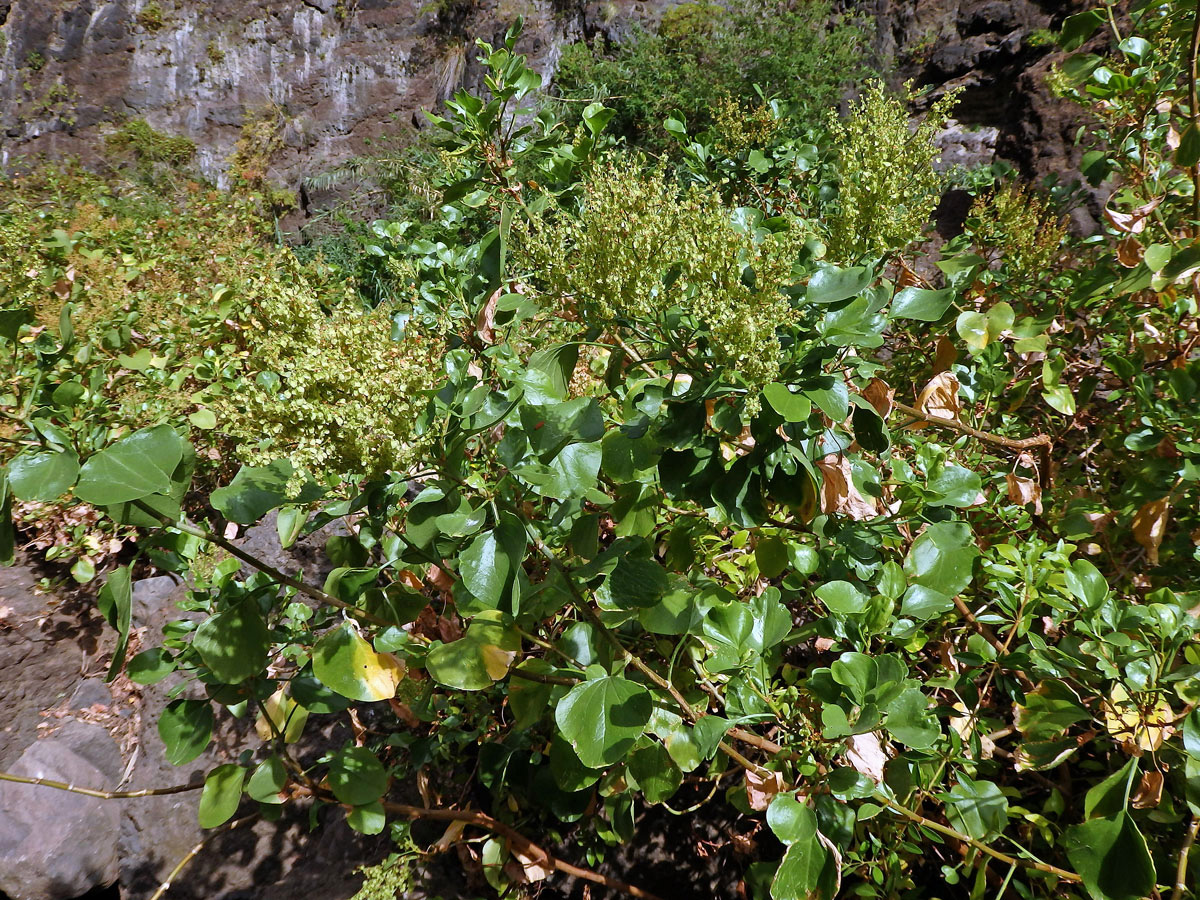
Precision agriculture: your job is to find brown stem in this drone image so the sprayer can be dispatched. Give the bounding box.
[377,800,666,900]
[1190,0,1200,233]
[132,500,388,626]
[0,770,203,799]
[878,794,1082,883]
[1172,815,1200,900]
[891,401,1051,451]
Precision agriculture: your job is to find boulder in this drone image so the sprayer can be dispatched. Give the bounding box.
[0,721,123,900]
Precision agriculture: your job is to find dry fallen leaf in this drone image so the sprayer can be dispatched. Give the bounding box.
[862,378,895,418]
[916,371,963,423]
[1006,473,1043,514]
[1104,196,1162,235]
[933,336,958,374]
[475,287,501,344]
[817,454,880,520]
[1116,236,1143,268]
[844,732,889,782]
[510,845,553,882]
[1131,770,1164,809]
[744,768,784,811]
[1132,496,1171,564]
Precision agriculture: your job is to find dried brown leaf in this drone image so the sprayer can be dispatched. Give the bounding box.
[1131,770,1163,809]
[844,732,888,782]
[916,371,962,423]
[744,768,784,811]
[1104,196,1162,235]
[1116,236,1144,268]
[1006,473,1043,514]
[816,454,880,520]
[862,378,895,418]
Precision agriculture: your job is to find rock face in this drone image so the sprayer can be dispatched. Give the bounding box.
[0,0,644,187]
[865,0,1092,182]
[0,0,1092,194]
[0,721,123,900]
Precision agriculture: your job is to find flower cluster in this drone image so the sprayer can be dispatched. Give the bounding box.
[518,160,805,406]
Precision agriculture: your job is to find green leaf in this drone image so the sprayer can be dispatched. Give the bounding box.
[771,835,829,900]
[1064,813,1156,900]
[755,536,789,579]
[312,623,404,702]
[1084,759,1137,820]
[126,648,176,685]
[804,379,849,422]
[246,756,287,804]
[763,383,812,423]
[347,800,386,835]
[627,741,682,804]
[956,310,989,351]
[555,675,653,768]
[816,580,868,615]
[75,425,185,506]
[5,449,79,501]
[528,343,582,399]
[606,554,669,609]
[0,307,32,342]
[327,746,389,806]
[198,764,245,828]
[1059,9,1104,51]
[944,776,1008,841]
[97,566,132,682]
[767,794,817,845]
[805,264,871,304]
[192,600,271,685]
[188,408,217,430]
[892,287,954,321]
[460,528,516,608]
[210,460,323,525]
[158,699,214,766]
[925,464,982,508]
[1179,123,1200,169]
[901,522,977,619]
[0,475,13,566]
[1065,558,1108,609]
[885,687,940,749]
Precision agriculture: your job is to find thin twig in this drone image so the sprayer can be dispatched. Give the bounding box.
[149,815,257,900]
[0,770,203,799]
[878,794,1082,883]
[891,401,1051,451]
[1173,815,1200,900]
[132,500,389,626]
[378,800,666,900]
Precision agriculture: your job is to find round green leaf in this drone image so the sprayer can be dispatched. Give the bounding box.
[346,800,386,835]
[763,383,812,423]
[5,449,79,501]
[1064,813,1156,900]
[327,746,389,806]
[767,793,817,845]
[192,600,270,685]
[944,776,1008,841]
[198,764,245,828]
[75,425,184,506]
[158,699,214,766]
[126,648,176,685]
[555,675,653,768]
[246,756,288,804]
[627,741,682,804]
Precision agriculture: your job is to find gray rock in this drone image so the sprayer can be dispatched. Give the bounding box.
[0,724,122,900]
[132,574,182,628]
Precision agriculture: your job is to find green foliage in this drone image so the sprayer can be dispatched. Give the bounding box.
[553,0,866,150]
[9,10,1200,900]
[106,119,197,167]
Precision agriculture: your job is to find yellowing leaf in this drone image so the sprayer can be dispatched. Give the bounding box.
[312,622,405,702]
[480,642,517,680]
[1132,496,1171,564]
[1102,685,1172,752]
[255,688,310,743]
